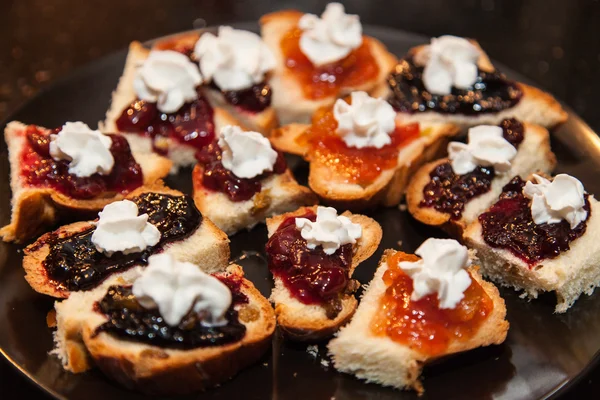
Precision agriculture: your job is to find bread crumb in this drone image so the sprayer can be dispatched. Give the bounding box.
[293,372,297,377]
[262,362,268,367]
[306,344,319,358]
[398,203,408,211]
[397,240,403,248]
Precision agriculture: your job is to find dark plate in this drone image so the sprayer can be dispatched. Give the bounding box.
[2,23,600,400]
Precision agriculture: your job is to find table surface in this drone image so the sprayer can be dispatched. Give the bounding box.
[1,0,599,398]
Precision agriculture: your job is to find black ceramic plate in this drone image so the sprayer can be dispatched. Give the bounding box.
[2,23,600,400]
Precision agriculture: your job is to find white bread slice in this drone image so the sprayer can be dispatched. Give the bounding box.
[23,183,230,299]
[406,122,556,237]
[464,189,600,313]
[0,121,172,243]
[101,41,248,170]
[265,206,382,341]
[328,249,509,392]
[270,119,459,210]
[260,10,397,125]
[373,43,567,130]
[52,264,276,395]
[193,167,317,235]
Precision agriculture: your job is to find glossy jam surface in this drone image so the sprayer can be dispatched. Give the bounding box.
[298,108,421,185]
[280,28,379,100]
[194,140,287,202]
[94,281,246,349]
[371,252,493,356]
[265,212,356,318]
[387,56,522,115]
[115,92,215,155]
[42,193,202,292]
[21,126,143,199]
[479,176,591,265]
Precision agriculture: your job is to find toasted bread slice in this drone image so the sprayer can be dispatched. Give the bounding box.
[0,121,172,243]
[193,166,317,235]
[23,183,230,299]
[101,41,248,170]
[260,10,397,125]
[271,120,459,210]
[52,264,276,395]
[374,43,567,130]
[406,122,556,237]
[265,206,382,341]
[328,249,509,392]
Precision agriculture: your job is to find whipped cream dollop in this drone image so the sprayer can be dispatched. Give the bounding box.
[447,125,517,175]
[333,91,397,149]
[132,253,232,327]
[133,50,202,113]
[295,206,362,255]
[298,2,363,66]
[398,238,472,309]
[194,26,276,91]
[91,200,161,256]
[523,174,587,229]
[414,35,481,95]
[49,121,114,178]
[218,125,278,179]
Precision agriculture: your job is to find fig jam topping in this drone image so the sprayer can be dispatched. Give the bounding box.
[420,118,525,219]
[265,212,357,319]
[41,193,202,292]
[194,140,287,202]
[479,176,591,265]
[280,27,379,100]
[387,56,522,115]
[21,126,143,199]
[94,277,246,349]
[371,252,493,356]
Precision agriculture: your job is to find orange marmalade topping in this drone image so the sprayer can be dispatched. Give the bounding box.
[297,108,420,185]
[371,252,494,356]
[280,28,379,99]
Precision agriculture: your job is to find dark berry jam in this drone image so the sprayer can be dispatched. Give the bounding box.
[265,212,357,319]
[420,118,525,219]
[479,176,590,265]
[387,56,522,115]
[40,193,202,292]
[211,81,272,113]
[21,126,143,200]
[115,90,215,155]
[194,140,287,202]
[94,283,246,349]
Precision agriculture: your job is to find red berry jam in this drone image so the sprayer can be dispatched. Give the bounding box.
[115,90,215,155]
[479,176,591,265]
[420,119,524,219]
[387,56,522,114]
[21,126,143,200]
[194,140,287,202]
[265,212,356,318]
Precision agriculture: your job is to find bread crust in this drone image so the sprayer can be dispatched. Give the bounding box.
[265,205,382,340]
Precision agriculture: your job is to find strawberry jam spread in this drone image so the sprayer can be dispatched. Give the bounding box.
[297,108,420,185]
[280,27,379,100]
[265,212,358,318]
[94,274,247,349]
[21,125,143,199]
[371,252,493,356]
[40,193,202,292]
[194,140,287,202]
[387,56,522,114]
[479,176,590,265]
[420,118,525,219]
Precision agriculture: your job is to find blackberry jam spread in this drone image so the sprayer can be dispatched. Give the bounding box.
[479,176,591,265]
[94,276,247,349]
[42,193,202,292]
[387,56,522,114]
[265,212,358,319]
[21,126,143,199]
[420,119,525,219]
[195,140,287,202]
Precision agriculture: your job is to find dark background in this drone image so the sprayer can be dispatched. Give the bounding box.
[0,0,599,398]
